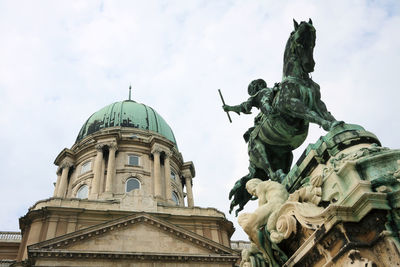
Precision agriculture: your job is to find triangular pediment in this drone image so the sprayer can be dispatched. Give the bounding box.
[28,213,237,257]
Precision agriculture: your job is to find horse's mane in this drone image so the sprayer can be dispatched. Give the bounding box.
[282,32,294,77]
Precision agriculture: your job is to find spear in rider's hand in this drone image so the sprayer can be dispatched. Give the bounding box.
[218,89,232,123]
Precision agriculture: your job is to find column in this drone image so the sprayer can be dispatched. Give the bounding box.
[105,143,118,193]
[57,161,72,198]
[53,168,62,197]
[152,148,162,198]
[164,151,172,201]
[90,144,103,199]
[185,175,194,207]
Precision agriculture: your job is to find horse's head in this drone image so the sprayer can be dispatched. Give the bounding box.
[284,19,316,76]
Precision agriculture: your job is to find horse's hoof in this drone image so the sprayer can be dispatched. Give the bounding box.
[271,170,286,182]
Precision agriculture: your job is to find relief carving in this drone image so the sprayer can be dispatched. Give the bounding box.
[329,144,388,173]
[238,174,325,267]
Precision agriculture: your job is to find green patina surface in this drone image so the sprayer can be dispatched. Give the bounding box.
[226,19,342,216]
[76,100,177,146]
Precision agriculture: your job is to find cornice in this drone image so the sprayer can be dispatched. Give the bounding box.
[54,149,75,166]
[26,199,229,221]
[149,135,175,150]
[19,202,236,238]
[182,161,195,178]
[28,250,239,262]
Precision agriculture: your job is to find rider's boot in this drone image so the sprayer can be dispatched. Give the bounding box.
[247,165,256,179]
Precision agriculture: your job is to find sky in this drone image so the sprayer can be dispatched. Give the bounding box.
[0,0,399,241]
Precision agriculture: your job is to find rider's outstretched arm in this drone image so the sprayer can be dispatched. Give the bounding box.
[223,98,254,115]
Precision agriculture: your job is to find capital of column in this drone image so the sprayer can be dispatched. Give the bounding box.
[95,144,104,152]
[61,160,74,169]
[182,170,193,179]
[151,147,163,155]
[56,167,62,175]
[108,142,118,151]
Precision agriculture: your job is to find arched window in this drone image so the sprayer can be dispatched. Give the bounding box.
[170,171,176,180]
[126,178,141,192]
[76,185,88,199]
[172,191,180,206]
[80,161,91,174]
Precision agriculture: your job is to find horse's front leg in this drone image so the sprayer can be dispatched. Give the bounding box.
[249,139,279,181]
[278,97,332,131]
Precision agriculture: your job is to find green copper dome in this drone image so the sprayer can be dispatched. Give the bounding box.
[76,100,177,145]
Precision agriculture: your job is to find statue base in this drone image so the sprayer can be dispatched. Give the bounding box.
[240,124,400,266]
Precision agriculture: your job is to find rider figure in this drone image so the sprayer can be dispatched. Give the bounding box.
[223,79,276,142]
[223,79,283,183]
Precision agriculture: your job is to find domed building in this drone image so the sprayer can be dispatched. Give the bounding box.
[2,98,239,267]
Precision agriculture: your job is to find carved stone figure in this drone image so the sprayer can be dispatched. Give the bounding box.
[238,179,289,267]
[226,19,342,216]
[240,243,265,267]
[237,175,325,267]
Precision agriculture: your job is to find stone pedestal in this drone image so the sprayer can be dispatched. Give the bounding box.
[240,124,400,266]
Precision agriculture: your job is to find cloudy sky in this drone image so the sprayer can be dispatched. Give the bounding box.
[0,0,399,241]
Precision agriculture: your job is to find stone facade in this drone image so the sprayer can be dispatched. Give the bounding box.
[0,232,21,264]
[52,127,194,207]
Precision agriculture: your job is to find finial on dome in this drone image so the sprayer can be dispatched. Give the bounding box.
[129,84,132,100]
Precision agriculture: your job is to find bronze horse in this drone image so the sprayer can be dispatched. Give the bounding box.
[229,19,341,216]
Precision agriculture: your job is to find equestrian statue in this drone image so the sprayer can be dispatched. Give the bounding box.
[223,19,343,216]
